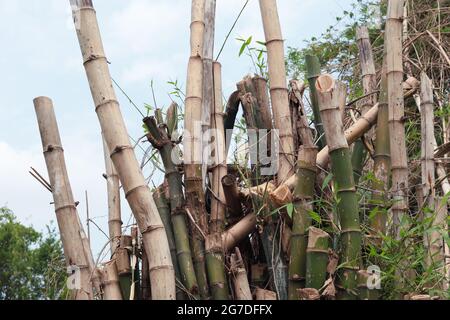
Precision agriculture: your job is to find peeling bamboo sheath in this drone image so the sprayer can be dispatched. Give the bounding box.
[69,1,175,300]
[34,97,93,300]
[102,136,122,257]
[259,0,295,184]
[386,0,408,236]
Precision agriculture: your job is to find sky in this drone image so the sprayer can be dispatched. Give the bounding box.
[0,0,354,259]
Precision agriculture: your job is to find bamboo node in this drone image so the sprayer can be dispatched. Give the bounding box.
[83,54,107,65]
[148,264,175,273]
[44,145,63,153]
[110,145,133,158]
[95,99,119,113]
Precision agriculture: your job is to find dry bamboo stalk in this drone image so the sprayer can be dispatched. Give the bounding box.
[34,96,93,300]
[70,1,175,299]
[259,0,295,184]
[221,174,243,220]
[222,213,257,252]
[201,0,217,186]
[420,72,436,207]
[386,0,408,237]
[352,26,378,183]
[424,198,447,279]
[102,136,122,257]
[210,62,227,234]
[101,260,123,300]
[230,248,253,300]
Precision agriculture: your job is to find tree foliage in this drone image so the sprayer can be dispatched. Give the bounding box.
[0,207,68,300]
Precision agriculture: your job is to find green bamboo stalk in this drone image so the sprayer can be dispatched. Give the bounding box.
[288,146,318,299]
[205,234,229,300]
[144,116,199,298]
[316,74,362,300]
[152,187,185,300]
[305,54,326,149]
[305,227,331,290]
[370,63,390,239]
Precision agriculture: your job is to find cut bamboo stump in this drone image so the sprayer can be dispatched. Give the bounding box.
[34,96,93,300]
[70,1,175,299]
[316,75,362,299]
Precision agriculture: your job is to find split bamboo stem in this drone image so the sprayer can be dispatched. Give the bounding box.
[143,116,199,297]
[352,26,377,184]
[34,96,93,300]
[101,260,123,300]
[316,75,362,299]
[230,248,253,300]
[259,0,295,184]
[102,137,122,257]
[305,55,326,149]
[386,0,409,238]
[70,0,175,299]
[288,146,318,299]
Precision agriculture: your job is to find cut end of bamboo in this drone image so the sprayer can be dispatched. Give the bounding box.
[316,74,335,93]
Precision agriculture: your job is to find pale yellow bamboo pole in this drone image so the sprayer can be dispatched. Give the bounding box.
[210,62,227,234]
[258,0,295,184]
[102,136,122,257]
[69,1,175,299]
[419,72,435,207]
[201,0,216,186]
[222,213,257,252]
[386,0,408,237]
[34,96,93,300]
[101,260,123,300]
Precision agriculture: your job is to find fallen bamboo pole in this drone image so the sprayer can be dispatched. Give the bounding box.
[70,0,175,299]
[34,96,93,300]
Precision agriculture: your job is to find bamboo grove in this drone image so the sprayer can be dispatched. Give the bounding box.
[30,0,449,300]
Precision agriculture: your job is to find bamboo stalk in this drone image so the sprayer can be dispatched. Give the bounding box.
[222,213,257,252]
[259,0,295,184]
[152,187,186,300]
[101,260,123,300]
[254,288,277,300]
[116,235,132,300]
[201,0,216,186]
[230,248,253,300]
[370,58,390,239]
[316,75,362,299]
[221,174,243,220]
[305,227,330,290]
[141,248,151,300]
[352,26,377,184]
[102,136,122,257]
[183,0,210,299]
[420,72,436,207]
[143,117,199,297]
[288,146,318,299]
[205,62,229,300]
[224,91,241,155]
[70,0,175,299]
[34,96,93,300]
[386,0,408,238]
[305,54,326,149]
